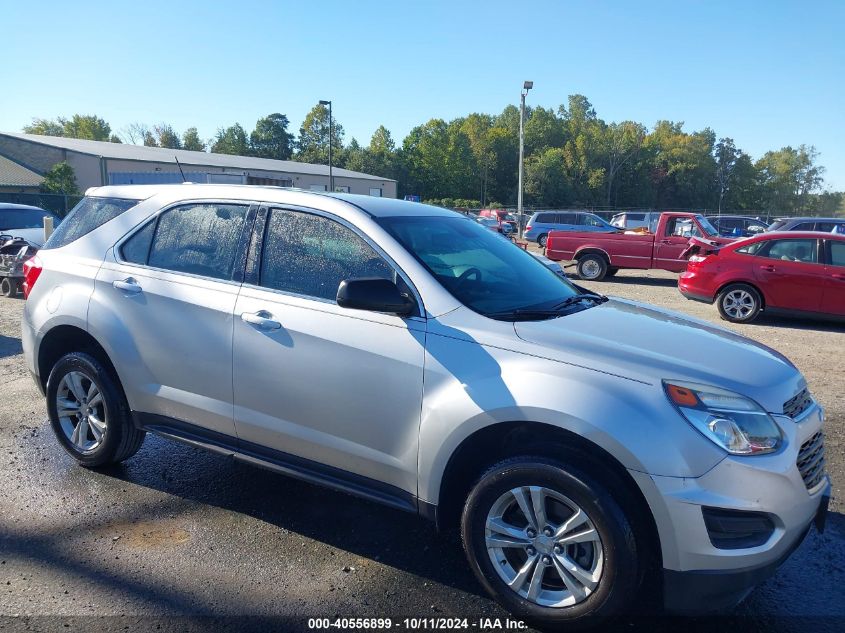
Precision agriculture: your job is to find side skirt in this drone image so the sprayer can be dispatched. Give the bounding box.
[133,412,424,517]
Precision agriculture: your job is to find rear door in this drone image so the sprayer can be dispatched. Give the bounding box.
[822,240,845,316]
[92,201,253,437]
[753,238,825,312]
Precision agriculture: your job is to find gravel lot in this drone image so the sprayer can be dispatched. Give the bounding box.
[1,268,843,632]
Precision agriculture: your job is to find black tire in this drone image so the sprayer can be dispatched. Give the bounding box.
[716,283,762,323]
[462,456,641,629]
[1,277,19,297]
[538,234,549,248]
[46,352,145,468]
[605,267,619,278]
[576,254,608,281]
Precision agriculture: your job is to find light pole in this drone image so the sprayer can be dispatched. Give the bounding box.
[319,99,333,191]
[517,81,532,237]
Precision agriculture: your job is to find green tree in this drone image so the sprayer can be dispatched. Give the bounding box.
[211,123,250,155]
[524,148,572,206]
[250,113,294,160]
[756,145,825,213]
[24,114,111,141]
[182,127,206,151]
[153,123,182,149]
[109,134,122,143]
[296,104,345,166]
[714,138,740,212]
[39,161,80,195]
[599,121,646,205]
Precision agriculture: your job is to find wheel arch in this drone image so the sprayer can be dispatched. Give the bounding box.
[37,325,122,394]
[715,279,767,309]
[432,420,662,572]
[573,247,611,264]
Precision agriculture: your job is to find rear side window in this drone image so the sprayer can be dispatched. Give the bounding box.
[260,209,393,301]
[43,197,139,249]
[735,241,765,255]
[535,213,555,223]
[816,222,841,232]
[146,203,248,280]
[558,213,577,225]
[793,222,816,231]
[0,207,59,230]
[761,239,818,263]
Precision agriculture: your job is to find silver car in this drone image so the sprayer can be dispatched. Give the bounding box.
[22,185,829,627]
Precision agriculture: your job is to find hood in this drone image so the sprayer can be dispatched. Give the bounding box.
[1,228,45,248]
[513,297,804,413]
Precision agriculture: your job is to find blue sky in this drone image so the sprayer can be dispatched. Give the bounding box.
[2,0,843,188]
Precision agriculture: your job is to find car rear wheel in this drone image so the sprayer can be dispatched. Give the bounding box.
[1,277,20,297]
[538,234,549,248]
[576,255,608,281]
[717,283,762,323]
[462,456,641,628]
[46,352,146,467]
[605,267,619,278]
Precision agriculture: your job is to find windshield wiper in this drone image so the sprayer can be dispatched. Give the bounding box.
[487,308,566,321]
[552,292,609,310]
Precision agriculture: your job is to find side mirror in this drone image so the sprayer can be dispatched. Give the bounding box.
[337,277,415,316]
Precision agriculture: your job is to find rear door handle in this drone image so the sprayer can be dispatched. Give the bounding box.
[760,265,777,272]
[113,278,142,294]
[241,310,281,330]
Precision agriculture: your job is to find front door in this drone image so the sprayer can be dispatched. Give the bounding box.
[822,240,845,316]
[231,207,426,499]
[654,216,700,271]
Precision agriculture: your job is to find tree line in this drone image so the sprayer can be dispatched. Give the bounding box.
[23,96,843,215]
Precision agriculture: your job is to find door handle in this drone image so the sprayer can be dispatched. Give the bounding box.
[113,278,142,294]
[760,265,777,272]
[661,239,673,244]
[241,310,281,330]
[832,273,845,281]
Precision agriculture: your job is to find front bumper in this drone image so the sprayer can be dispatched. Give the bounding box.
[630,403,829,613]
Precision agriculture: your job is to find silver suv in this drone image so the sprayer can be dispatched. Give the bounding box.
[22,185,829,627]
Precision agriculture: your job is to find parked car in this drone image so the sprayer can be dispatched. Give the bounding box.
[679,231,845,323]
[609,211,661,231]
[23,185,829,627]
[479,208,517,234]
[545,212,735,280]
[524,211,616,246]
[476,215,513,235]
[706,215,769,238]
[0,235,38,297]
[766,217,845,233]
[0,203,61,247]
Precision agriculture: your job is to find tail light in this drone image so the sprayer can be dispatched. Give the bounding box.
[22,255,42,299]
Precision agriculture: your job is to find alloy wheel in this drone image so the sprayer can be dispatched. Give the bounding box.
[56,371,108,453]
[722,289,756,320]
[485,486,604,608]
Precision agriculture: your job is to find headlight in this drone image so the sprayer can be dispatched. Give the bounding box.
[664,380,782,455]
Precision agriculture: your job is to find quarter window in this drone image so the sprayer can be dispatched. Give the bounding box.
[735,241,765,256]
[146,203,248,280]
[260,210,393,301]
[120,221,155,265]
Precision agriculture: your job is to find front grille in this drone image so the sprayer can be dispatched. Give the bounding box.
[783,387,813,419]
[797,431,826,490]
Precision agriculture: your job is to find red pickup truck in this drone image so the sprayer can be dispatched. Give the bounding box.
[545,212,735,280]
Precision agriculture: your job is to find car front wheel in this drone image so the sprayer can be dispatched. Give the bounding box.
[461,456,641,627]
[538,234,549,248]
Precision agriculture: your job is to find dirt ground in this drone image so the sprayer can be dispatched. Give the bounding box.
[0,266,843,631]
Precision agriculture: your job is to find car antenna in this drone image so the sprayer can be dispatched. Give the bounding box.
[174,156,187,182]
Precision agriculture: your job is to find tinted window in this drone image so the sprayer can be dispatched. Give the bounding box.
[43,197,138,249]
[629,213,646,221]
[582,214,609,228]
[0,207,58,230]
[830,241,845,267]
[793,222,816,231]
[558,213,577,225]
[260,210,393,301]
[816,222,841,232]
[147,204,248,280]
[535,213,556,223]
[120,221,155,264]
[762,239,817,263]
[768,220,787,231]
[379,215,579,316]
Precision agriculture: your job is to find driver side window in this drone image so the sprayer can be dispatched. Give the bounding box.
[260,209,393,301]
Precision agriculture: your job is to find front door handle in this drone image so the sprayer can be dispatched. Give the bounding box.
[241,310,281,330]
[760,265,777,272]
[113,278,142,294]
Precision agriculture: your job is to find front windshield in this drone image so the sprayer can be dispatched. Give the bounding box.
[0,208,57,229]
[695,214,719,237]
[378,215,581,316]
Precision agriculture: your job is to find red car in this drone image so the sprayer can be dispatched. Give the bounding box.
[679,231,845,323]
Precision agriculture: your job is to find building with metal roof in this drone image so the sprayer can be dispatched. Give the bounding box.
[0,132,397,197]
[0,154,44,192]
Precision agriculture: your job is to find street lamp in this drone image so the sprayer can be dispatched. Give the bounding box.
[517,81,533,236]
[319,99,333,191]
